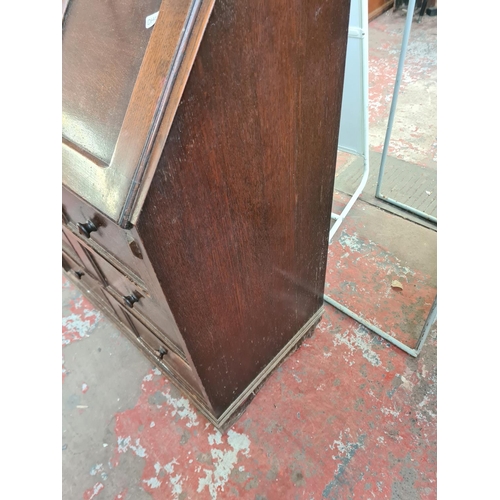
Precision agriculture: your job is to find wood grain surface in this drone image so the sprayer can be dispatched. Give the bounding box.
[63,0,162,165]
[139,0,351,415]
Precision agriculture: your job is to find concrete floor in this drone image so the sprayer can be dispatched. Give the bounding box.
[62,9,437,500]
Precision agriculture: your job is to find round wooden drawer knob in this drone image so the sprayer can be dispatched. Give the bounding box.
[154,347,168,359]
[123,293,140,308]
[77,220,97,238]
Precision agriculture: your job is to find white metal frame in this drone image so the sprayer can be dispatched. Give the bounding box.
[329,0,370,242]
[324,295,437,357]
[323,0,436,357]
[374,0,437,225]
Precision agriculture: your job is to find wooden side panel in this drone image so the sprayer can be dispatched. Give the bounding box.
[368,0,393,21]
[138,0,351,415]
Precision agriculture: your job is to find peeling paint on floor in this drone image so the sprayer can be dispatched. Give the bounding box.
[63,270,437,499]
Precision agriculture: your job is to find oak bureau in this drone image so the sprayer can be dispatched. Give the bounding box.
[62,0,350,429]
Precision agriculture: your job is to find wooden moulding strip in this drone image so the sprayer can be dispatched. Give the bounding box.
[369,1,394,21]
[127,0,217,226]
[215,306,325,429]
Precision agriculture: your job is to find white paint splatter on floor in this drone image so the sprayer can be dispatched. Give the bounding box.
[332,325,382,367]
[162,390,199,428]
[197,429,251,500]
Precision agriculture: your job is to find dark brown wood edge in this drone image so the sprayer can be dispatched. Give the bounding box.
[219,313,323,431]
[215,307,324,430]
[130,336,217,423]
[127,230,202,367]
[64,268,217,418]
[127,0,216,225]
[369,0,394,21]
[62,250,84,276]
[119,0,212,225]
[62,243,81,266]
[62,228,82,264]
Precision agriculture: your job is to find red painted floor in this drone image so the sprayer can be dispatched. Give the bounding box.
[63,263,437,499]
[63,9,437,500]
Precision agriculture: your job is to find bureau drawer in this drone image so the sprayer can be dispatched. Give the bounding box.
[101,288,139,332]
[90,250,183,350]
[62,228,80,263]
[62,251,100,295]
[62,227,101,282]
[127,314,201,393]
[62,187,147,280]
[102,290,195,387]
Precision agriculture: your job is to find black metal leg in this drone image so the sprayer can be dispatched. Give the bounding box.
[418,0,429,22]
